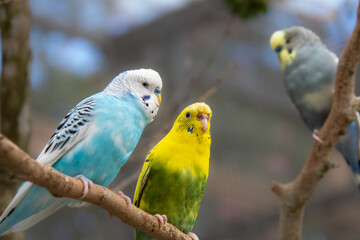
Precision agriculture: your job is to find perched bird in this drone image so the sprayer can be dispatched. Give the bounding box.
[270,26,360,185]
[133,102,212,240]
[0,69,163,235]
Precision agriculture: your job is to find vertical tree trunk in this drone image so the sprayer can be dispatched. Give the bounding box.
[0,0,31,239]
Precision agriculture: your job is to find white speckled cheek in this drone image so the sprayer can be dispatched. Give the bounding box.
[149,100,159,119]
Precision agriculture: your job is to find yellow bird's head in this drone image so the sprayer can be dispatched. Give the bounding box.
[270,26,323,70]
[172,102,212,144]
[270,30,297,70]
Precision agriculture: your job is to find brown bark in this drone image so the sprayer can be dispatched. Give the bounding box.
[0,1,31,240]
[0,0,31,149]
[0,134,193,240]
[271,1,360,239]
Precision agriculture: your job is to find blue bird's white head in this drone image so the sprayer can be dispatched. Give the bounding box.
[103,68,163,123]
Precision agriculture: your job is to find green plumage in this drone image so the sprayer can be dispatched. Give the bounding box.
[135,162,207,240]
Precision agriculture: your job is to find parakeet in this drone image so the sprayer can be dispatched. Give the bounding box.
[270,26,360,185]
[0,69,163,235]
[133,102,212,240]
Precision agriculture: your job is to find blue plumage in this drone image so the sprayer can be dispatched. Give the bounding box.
[54,93,147,185]
[336,121,360,184]
[0,69,163,235]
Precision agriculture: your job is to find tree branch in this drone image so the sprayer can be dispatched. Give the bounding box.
[0,1,31,239]
[0,134,192,240]
[197,62,235,102]
[272,1,360,240]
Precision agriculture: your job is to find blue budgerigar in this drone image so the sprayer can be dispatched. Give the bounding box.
[270,26,360,186]
[0,69,163,235]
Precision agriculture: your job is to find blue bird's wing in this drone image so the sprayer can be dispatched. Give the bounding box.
[37,98,96,166]
[336,112,360,186]
[0,97,97,232]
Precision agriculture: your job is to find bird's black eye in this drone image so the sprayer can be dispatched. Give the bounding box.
[142,82,149,88]
[286,39,290,44]
[186,112,191,118]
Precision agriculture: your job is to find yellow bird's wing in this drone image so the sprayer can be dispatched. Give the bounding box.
[133,153,153,207]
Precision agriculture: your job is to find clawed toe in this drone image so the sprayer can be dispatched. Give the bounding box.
[312,129,323,144]
[116,191,132,205]
[154,214,167,228]
[188,232,199,240]
[74,175,93,199]
[108,191,132,219]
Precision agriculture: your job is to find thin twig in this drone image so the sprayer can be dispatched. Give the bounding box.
[197,62,235,102]
[180,15,236,105]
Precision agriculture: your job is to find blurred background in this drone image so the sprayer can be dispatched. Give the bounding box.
[2,0,360,239]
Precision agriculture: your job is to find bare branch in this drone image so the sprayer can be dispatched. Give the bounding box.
[197,62,235,102]
[177,16,236,106]
[271,181,286,197]
[0,1,31,239]
[0,134,192,240]
[273,1,360,240]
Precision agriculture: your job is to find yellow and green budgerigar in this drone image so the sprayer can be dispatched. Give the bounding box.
[134,102,212,240]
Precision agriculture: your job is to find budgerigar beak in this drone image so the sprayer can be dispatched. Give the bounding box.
[197,113,209,133]
[156,94,162,105]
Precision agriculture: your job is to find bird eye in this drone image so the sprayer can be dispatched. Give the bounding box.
[275,46,283,53]
[286,39,290,44]
[185,112,191,118]
[154,87,161,94]
[142,82,149,88]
